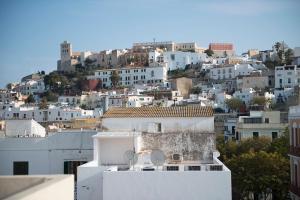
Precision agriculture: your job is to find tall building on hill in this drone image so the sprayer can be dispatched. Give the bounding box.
[57,41,80,72]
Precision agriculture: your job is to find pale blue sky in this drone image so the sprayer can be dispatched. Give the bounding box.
[0,0,300,88]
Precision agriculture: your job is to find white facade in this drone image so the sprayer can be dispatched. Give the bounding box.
[233,88,256,105]
[102,116,214,133]
[0,90,22,104]
[149,50,207,70]
[126,95,154,107]
[5,119,46,137]
[0,104,101,122]
[0,130,96,176]
[209,64,257,80]
[88,66,167,88]
[17,79,45,95]
[275,65,300,89]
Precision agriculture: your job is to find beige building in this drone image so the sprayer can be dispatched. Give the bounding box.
[0,175,74,200]
[171,77,193,99]
[236,111,287,141]
[174,42,205,53]
[237,76,269,90]
[133,41,204,53]
[289,105,300,200]
[248,49,259,58]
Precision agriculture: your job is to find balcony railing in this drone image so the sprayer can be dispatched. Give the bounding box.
[290,184,300,197]
[290,146,300,157]
[237,123,286,129]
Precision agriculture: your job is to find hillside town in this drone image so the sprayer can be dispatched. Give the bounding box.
[0,39,299,200]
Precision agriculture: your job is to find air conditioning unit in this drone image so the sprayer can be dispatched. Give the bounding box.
[208,164,223,171]
[172,153,181,162]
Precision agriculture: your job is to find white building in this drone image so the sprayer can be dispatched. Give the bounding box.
[0,121,96,180]
[224,118,237,141]
[233,88,256,105]
[88,66,167,88]
[149,50,207,70]
[0,104,102,123]
[4,119,46,137]
[275,65,300,89]
[209,64,257,80]
[77,106,231,200]
[17,79,45,95]
[126,95,154,107]
[0,90,23,104]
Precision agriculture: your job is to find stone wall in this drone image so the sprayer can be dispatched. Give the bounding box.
[137,132,215,163]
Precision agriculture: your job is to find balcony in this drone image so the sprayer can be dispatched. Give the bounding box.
[237,123,286,130]
[290,146,300,157]
[290,184,300,197]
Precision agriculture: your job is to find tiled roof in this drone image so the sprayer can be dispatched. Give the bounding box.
[102,106,213,118]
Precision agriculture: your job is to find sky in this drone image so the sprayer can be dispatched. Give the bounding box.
[0,0,300,88]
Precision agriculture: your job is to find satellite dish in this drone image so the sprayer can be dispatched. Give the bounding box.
[124,150,138,166]
[150,149,166,166]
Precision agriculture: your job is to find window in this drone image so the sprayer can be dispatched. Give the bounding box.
[13,161,29,175]
[151,70,154,77]
[272,132,278,140]
[64,161,87,181]
[253,132,259,138]
[166,166,179,171]
[187,166,201,171]
[244,118,262,124]
[171,54,175,60]
[157,123,162,132]
[288,78,291,84]
[264,118,269,123]
[209,165,223,171]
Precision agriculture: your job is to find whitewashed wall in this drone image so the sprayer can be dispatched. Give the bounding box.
[102,117,214,133]
[0,131,96,175]
[103,170,231,200]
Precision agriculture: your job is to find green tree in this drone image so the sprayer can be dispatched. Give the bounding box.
[268,127,289,158]
[285,48,294,65]
[251,96,267,106]
[217,131,290,200]
[25,94,35,104]
[274,42,281,52]
[204,49,214,57]
[42,91,58,102]
[225,98,243,112]
[226,151,289,200]
[110,70,120,88]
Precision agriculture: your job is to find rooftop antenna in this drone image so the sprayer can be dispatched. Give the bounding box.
[124,150,138,170]
[150,149,166,169]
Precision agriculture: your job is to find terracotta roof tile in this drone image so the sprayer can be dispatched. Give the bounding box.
[102,106,213,118]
